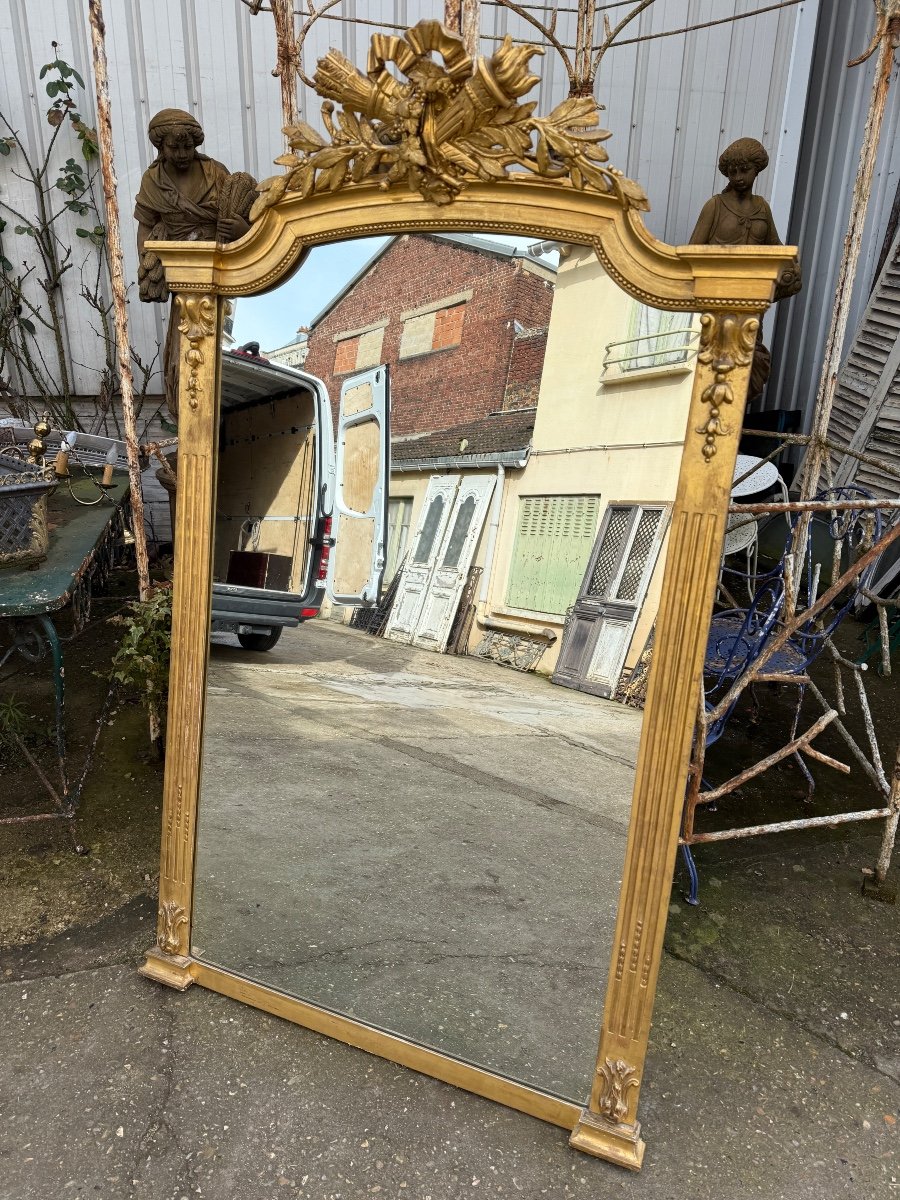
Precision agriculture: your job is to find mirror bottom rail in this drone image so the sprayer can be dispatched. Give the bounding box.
[145,952,588,1134]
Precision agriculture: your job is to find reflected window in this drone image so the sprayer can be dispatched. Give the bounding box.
[413,494,445,563]
[606,304,695,373]
[334,335,359,374]
[442,495,476,569]
[386,496,413,579]
[506,495,600,615]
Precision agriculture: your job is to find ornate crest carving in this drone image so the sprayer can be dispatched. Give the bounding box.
[596,1057,640,1124]
[176,294,217,411]
[251,20,649,216]
[696,312,759,461]
[157,900,188,956]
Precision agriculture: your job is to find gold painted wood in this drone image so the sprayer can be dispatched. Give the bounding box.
[569,311,757,1169]
[143,275,223,982]
[252,20,647,214]
[192,960,583,1131]
[142,20,796,1172]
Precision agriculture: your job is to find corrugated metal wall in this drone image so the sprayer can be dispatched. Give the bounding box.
[0,0,805,401]
[768,0,900,434]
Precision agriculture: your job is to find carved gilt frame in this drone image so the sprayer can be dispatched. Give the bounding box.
[140,23,796,1172]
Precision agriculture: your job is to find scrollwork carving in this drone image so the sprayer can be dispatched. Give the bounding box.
[157,900,188,956]
[176,294,216,411]
[596,1057,640,1124]
[695,312,759,461]
[251,20,648,215]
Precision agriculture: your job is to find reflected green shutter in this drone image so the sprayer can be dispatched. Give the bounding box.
[506,495,600,616]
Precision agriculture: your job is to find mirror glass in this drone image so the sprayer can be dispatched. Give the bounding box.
[190,233,698,1101]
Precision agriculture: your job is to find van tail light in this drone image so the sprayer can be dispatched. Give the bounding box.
[316,516,333,583]
[300,607,319,619]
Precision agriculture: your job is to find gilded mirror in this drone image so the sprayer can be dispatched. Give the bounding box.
[140,21,794,1170]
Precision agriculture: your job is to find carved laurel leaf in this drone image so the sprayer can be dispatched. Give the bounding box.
[617,175,651,211]
[337,109,363,140]
[351,149,384,182]
[295,164,316,199]
[535,135,550,175]
[250,20,648,216]
[308,145,355,170]
[323,159,350,191]
[285,121,327,152]
[546,96,602,128]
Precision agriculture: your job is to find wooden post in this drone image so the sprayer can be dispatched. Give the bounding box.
[271,0,299,132]
[445,0,480,57]
[798,2,900,506]
[86,0,151,603]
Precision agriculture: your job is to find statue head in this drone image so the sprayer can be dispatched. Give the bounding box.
[717,137,768,196]
[148,108,205,175]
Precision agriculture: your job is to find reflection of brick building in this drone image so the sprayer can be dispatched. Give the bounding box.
[301,234,555,436]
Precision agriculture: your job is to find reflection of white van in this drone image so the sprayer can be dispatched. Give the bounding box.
[212,350,390,650]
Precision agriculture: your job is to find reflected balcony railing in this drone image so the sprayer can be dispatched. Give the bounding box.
[602,325,700,377]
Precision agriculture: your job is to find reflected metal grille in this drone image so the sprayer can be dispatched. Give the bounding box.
[587,507,631,597]
[616,509,663,601]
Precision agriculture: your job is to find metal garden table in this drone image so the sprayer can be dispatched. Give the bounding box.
[0,474,131,842]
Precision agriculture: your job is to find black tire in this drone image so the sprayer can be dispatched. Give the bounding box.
[237,627,283,652]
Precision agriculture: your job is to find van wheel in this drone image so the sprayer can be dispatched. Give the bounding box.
[237,627,283,652]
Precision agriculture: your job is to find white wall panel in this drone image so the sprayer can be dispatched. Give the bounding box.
[1,0,808,406]
[768,0,900,433]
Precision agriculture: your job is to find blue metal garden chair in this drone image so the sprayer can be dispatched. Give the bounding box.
[681,487,883,903]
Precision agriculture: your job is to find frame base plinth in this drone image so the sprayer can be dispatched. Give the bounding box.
[140,947,195,991]
[568,1107,645,1171]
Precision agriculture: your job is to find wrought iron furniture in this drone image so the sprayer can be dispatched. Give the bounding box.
[683,487,888,903]
[0,475,131,843]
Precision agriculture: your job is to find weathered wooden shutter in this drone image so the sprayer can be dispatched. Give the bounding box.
[506,495,600,615]
[830,225,900,495]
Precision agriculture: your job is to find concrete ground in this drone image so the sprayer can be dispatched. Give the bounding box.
[1,622,898,1199]
[194,622,641,1101]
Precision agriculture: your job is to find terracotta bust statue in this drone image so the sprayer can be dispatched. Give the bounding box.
[134,109,255,417]
[690,137,801,400]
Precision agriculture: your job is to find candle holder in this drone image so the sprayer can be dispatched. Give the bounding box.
[54,435,119,506]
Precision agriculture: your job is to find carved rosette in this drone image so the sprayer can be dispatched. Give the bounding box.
[157,900,188,956]
[596,1057,640,1124]
[251,20,648,215]
[695,312,759,461]
[176,294,217,411]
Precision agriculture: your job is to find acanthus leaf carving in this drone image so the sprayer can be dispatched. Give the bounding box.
[176,294,216,411]
[251,20,649,217]
[596,1057,640,1124]
[157,900,188,956]
[695,312,759,461]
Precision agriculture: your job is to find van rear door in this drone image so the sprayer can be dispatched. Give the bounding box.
[326,365,390,607]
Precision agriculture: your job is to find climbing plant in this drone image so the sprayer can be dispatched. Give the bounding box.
[0,45,112,431]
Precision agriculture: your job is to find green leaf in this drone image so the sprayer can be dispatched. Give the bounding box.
[39,64,50,79]
[0,140,11,156]
[46,81,60,97]
[70,69,85,89]
[0,257,13,273]
[21,318,36,335]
